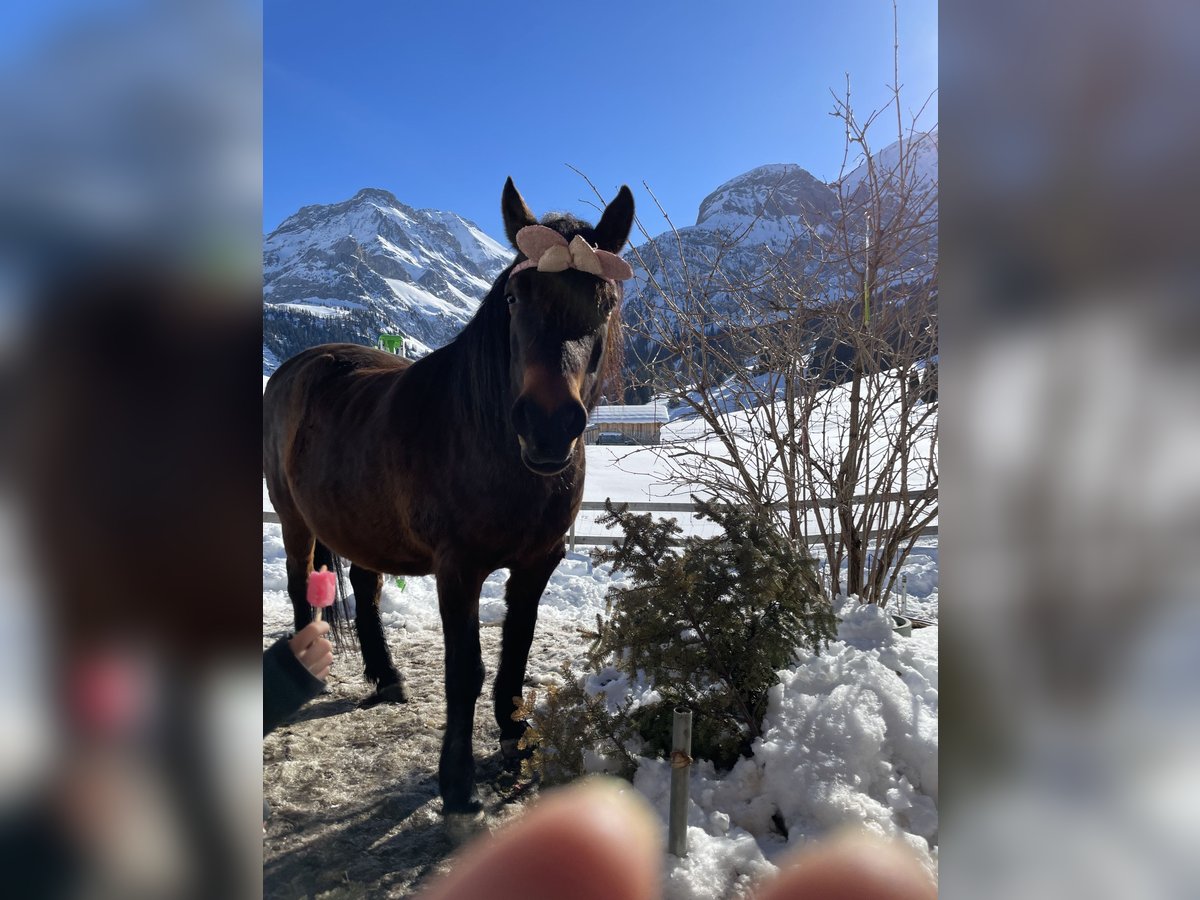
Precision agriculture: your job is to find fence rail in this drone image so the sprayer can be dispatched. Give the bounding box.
[567,524,939,549]
[264,488,938,550]
[574,488,935,514]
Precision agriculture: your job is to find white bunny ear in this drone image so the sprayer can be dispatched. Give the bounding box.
[537,244,571,272]
[568,235,604,277]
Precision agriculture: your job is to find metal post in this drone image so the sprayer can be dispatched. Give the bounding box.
[900,574,908,618]
[569,519,576,553]
[668,707,693,857]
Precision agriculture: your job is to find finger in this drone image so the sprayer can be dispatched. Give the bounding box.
[289,625,314,652]
[300,620,331,640]
[299,637,333,658]
[419,777,660,900]
[296,640,332,665]
[755,832,936,900]
[309,650,333,679]
[293,630,332,658]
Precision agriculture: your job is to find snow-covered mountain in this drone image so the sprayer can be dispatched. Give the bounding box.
[623,132,938,342]
[262,188,510,372]
[841,128,938,198]
[694,163,840,250]
[262,133,935,376]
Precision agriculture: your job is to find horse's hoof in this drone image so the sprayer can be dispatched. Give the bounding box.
[359,679,410,708]
[500,732,535,769]
[443,792,484,815]
[443,808,487,844]
[500,738,523,761]
[376,680,411,703]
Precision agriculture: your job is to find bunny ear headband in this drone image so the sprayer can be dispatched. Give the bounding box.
[509,225,633,284]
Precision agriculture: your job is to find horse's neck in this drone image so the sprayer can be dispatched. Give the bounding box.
[440,321,518,443]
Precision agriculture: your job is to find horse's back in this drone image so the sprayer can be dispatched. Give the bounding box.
[263,342,444,572]
[267,343,409,394]
[263,343,412,489]
[266,342,409,412]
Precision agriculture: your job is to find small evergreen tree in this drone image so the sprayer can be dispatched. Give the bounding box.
[516,498,835,781]
[592,497,835,764]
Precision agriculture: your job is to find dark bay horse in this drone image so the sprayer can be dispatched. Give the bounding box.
[263,179,634,815]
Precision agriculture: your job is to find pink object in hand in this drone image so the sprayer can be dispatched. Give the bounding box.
[307,566,336,608]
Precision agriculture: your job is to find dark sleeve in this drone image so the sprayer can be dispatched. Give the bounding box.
[264,636,326,735]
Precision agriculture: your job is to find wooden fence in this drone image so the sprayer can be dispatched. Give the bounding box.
[566,495,937,550]
[263,487,938,551]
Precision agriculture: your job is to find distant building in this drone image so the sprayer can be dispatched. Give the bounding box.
[584,401,669,445]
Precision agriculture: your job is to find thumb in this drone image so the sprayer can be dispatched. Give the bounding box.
[756,832,936,900]
[419,777,661,900]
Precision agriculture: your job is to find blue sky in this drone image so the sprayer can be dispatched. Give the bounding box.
[267,0,937,241]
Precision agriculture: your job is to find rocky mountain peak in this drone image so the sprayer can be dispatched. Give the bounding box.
[696,163,837,231]
[262,187,510,372]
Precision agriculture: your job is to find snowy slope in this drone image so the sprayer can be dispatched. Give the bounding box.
[262,188,510,371]
[623,166,833,337]
[624,132,937,343]
[694,163,839,250]
[840,129,938,198]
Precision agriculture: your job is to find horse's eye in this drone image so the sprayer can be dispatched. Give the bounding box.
[506,293,517,306]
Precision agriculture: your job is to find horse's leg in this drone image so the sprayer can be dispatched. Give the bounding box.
[279,515,316,633]
[493,546,563,763]
[436,563,487,814]
[349,563,409,703]
[312,540,335,577]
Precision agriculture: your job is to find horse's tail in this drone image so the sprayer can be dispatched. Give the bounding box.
[313,540,356,650]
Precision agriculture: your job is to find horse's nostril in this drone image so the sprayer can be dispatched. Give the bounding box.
[510,396,531,435]
[556,402,587,440]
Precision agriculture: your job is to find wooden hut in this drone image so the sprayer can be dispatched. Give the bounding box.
[583,401,668,445]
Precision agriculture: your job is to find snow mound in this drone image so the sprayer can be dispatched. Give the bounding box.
[624,606,938,897]
[835,599,897,648]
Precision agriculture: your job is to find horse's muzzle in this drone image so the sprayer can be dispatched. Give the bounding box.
[518,438,574,476]
[511,395,586,475]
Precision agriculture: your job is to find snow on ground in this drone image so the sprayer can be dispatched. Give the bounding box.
[264,552,937,900]
[264,517,937,899]
[584,599,937,899]
[263,373,937,898]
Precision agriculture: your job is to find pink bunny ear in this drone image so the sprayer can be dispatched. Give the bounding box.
[509,223,633,283]
[594,250,634,281]
[514,225,567,261]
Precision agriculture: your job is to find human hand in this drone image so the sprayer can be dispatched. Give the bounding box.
[419,778,935,900]
[288,620,333,681]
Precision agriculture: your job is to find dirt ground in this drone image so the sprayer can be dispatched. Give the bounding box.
[263,619,581,900]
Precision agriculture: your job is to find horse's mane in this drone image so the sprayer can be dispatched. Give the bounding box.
[448,264,516,436]
[447,213,625,436]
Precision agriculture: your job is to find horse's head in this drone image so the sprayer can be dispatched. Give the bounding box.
[500,178,634,476]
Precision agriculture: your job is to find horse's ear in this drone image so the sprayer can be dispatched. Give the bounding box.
[593,185,635,254]
[501,177,537,248]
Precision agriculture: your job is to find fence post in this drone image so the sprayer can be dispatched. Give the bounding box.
[668,707,693,857]
[568,519,576,553]
[900,573,908,618]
